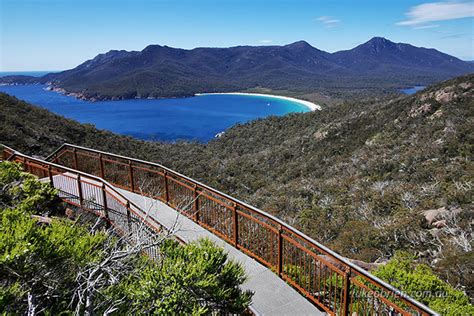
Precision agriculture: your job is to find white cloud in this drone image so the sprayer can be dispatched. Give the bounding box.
[413,24,440,29]
[259,39,273,44]
[315,16,341,28]
[397,1,474,26]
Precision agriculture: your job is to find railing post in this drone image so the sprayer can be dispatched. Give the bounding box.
[128,160,135,192]
[342,266,351,316]
[99,154,105,179]
[48,165,54,186]
[101,183,109,221]
[126,201,132,233]
[232,202,238,248]
[77,174,83,207]
[277,225,283,277]
[163,171,169,204]
[193,184,199,222]
[23,157,29,172]
[72,148,78,170]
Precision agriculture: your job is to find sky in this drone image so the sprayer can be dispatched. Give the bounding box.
[1,0,473,71]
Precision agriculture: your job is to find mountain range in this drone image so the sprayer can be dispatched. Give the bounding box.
[2,37,473,100]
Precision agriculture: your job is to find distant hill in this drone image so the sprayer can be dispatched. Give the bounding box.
[2,37,472,100]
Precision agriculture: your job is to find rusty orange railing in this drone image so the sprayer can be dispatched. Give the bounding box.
[1,145,179,259]
[37,143,439,316]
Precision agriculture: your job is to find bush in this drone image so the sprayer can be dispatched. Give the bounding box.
[114,239,252,314]
[373,252,474,315]
[0,205,108,313]
[0,162,58,215]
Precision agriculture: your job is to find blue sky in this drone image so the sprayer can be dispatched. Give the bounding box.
[1,0,473,71]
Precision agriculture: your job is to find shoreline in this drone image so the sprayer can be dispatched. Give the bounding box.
[195,92,321,111]
[1,82,322,110]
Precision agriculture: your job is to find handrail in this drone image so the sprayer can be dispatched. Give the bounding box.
[4,145,142,215]
[43,143,438,315]
[1,144,180,247]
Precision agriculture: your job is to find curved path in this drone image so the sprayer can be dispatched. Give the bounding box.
[50,173,323,315]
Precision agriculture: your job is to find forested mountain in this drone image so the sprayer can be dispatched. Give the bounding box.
[2,37,472,100]
[1,74,473,299]
[332,37,470,75]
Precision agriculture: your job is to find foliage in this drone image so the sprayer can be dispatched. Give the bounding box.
[112,239,252,315]
[373,252,474,315]
[0,202,108,314]
[0,162,58,215]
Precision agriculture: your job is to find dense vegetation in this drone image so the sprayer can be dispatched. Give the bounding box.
[0,162,252,314]
[2,37,472,101]
[1,75,472,304]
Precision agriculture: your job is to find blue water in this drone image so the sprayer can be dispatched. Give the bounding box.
[0,84,309,142]
[400,86,426,95]
[0,71,58,77]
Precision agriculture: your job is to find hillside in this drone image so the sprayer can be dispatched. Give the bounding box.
[2,37,472,101]
[1,75,473,297]
[179,75,473,297]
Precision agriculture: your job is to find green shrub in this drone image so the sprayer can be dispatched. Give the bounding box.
[373,252,474,315]
[0,161,58,215]
[0,206,108,313]
[113,238,253,315]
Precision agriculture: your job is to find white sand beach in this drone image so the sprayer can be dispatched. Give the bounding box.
[195,92,321,111]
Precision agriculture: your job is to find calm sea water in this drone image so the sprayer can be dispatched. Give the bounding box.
[400,86,426,95]
[0,84,309,142]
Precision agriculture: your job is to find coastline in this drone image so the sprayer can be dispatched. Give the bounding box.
[1,81,322,110]
[195,92,321,111]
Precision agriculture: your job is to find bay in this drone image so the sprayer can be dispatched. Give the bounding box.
[0,84,310,142]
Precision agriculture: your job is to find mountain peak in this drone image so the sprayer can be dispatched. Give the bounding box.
[285,40,313,49]
[357,37,399,54]
[367,37,392,44]
[142,44,164,52]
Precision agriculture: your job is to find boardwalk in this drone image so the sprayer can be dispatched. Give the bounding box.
[51,174,323,315]
[119,188,323,315]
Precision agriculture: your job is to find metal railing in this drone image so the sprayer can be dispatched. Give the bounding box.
[40,143,438,316]
[1,145,178,259]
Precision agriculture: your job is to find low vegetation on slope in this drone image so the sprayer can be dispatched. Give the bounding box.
[1,75,472,303]
[0,162,252,314]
